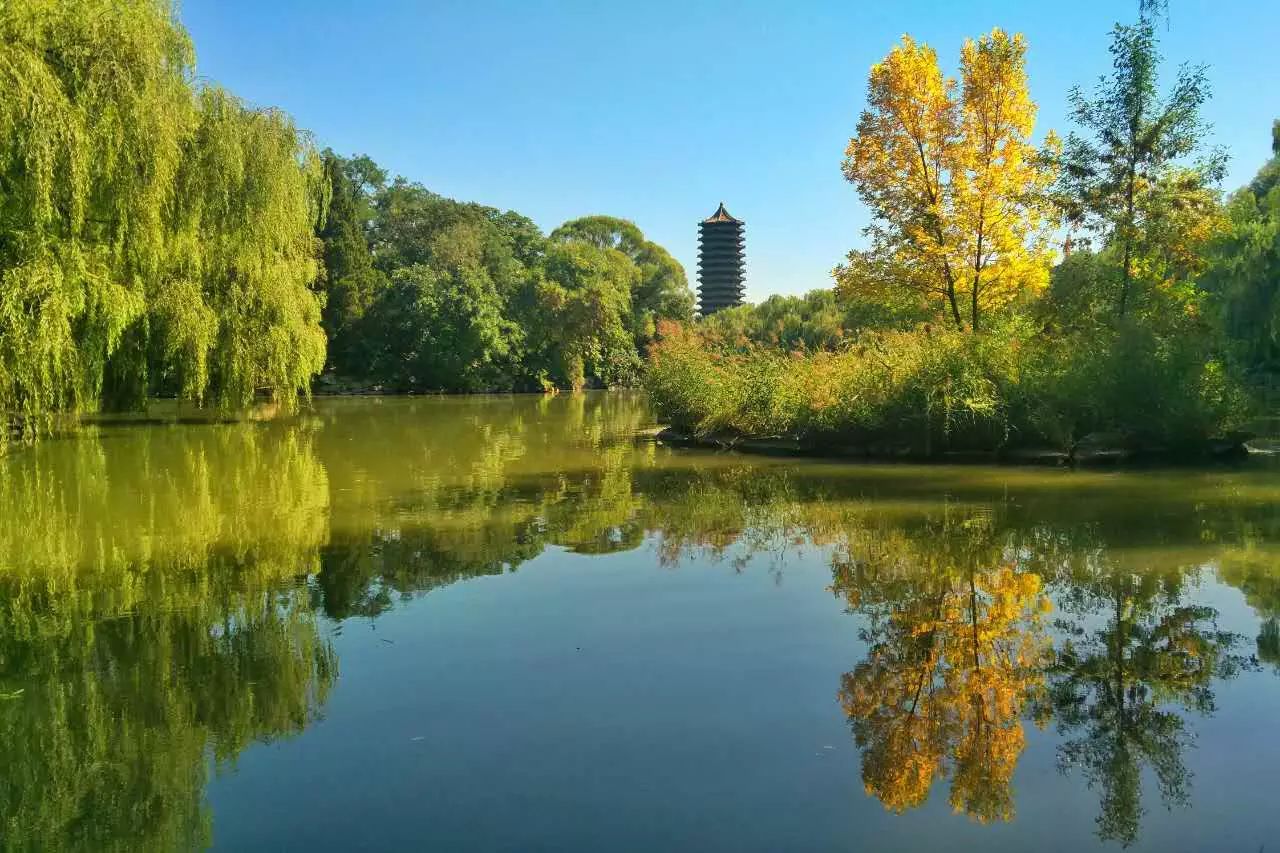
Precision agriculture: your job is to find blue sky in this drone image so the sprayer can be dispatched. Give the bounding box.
[184,0,1280,300]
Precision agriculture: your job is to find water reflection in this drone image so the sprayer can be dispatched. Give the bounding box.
[0,393,1277,849]
[1039,568,1250,846]
[830,511,1052,824]
[0,426,335,852]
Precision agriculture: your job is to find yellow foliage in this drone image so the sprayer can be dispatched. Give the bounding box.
[837,560,1051,823]
[838,30,1057,331]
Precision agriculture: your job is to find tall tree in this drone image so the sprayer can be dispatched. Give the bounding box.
[317,150,386,374]
[838,30,1056,331]
[1057,19,1225,318]
[952,30,1057,330]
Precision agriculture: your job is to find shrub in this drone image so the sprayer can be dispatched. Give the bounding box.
[645,317,1248,455]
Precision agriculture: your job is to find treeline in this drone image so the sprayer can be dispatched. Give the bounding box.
[0,0,694,447]
[647,15,1280,456]
[315,156,692,393]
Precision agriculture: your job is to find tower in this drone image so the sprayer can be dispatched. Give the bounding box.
[697,202,745,315]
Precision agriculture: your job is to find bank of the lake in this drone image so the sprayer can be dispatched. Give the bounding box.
[645,424,1267,466]
[643,318,1266,466]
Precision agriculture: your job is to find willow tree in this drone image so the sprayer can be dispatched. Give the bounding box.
[0,0,328,440]
[160,86,327,408]
[837,30,1057,331]
[0,0,195,431]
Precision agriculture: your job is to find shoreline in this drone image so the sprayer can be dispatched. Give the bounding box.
[641,426,1270,468]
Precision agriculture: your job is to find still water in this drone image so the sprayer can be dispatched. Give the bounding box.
[1,393,1278,852]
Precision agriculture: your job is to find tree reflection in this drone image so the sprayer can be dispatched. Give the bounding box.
[1217,549,1280,673]
[1034,561,1252,847]
[0,425,335,852]
[1260,618,1280,669]
[825,505,1259,843]
[308,393,653,618]
[0,587,334,852]
[832,510,1051,822]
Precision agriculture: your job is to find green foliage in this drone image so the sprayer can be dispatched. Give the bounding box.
[318,150,386,374]
[0,0,193,429]
[363,255,515,392]
[162,87,327,409]
[529,241,641,389]
[550,215,694,341]
[1057,19,1225,318]
[646,320,1010,449]
[694,288,927,353]
[1200,121,1280,377]
[698,290,849,351]
[0,0,328,442]
[646,314,1246,453]
[316,178,691,392]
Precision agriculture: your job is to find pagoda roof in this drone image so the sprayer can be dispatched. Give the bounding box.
[701,202,741,224]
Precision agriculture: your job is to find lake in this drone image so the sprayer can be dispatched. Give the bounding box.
[1,393,1278,852]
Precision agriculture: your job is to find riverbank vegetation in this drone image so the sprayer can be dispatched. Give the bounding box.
[315,161,692,394]
[0,0,328,438]
[647,15,1279,458]
[3,1,1277,460]
[0,0,694,450]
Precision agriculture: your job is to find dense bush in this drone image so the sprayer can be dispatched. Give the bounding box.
[645,317,1246,454]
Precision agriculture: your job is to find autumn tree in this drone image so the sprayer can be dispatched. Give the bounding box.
[838,30,1056,331]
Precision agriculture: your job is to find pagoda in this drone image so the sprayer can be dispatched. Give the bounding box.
[697,202,745,315]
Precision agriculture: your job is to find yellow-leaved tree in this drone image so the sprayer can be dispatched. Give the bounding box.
[837,30,1057,331]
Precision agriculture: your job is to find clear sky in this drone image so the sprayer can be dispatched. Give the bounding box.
[183,0,1280,301]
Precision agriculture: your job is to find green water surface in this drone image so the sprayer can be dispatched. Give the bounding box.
[1,393,1277,852]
